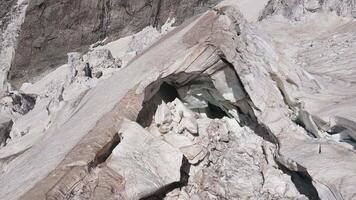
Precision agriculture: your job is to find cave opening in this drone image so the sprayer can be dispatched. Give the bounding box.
[159,82,180,103]
[136,76,232,128]
[136,82,180,127]
[206,102,226,119]
[134,68,311,200]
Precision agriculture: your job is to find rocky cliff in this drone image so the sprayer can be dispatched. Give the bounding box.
[9,0,221,86]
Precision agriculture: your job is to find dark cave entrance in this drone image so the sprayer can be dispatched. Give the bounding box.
[136,82,179,127]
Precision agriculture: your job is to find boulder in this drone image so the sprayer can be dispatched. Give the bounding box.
[106,120,183,199]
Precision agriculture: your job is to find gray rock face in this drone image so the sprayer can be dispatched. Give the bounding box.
[0,0,17,22]
[9,0,221,86]
[0,116,12,147]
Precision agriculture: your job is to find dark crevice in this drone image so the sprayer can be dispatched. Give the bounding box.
[159,82,180,103]
[87,133,121,171]
[206,102,226,119]
[0,119,13,147]
[9,92,37,115]
[141,156,191,200]
[278,163,320,200]
[328,125,347,134]
[249,123,278,144]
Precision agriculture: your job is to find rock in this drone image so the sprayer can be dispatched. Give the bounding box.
[179,117,199,136]
[170,98,197,119]
[165,115,305,199]
[9,0,223,86]
[0,98,52,159]
[114,59,122,68]
[167,100,183,123]
[8,92,36,115]
[106,120,183,199]
[180,144,207,164]
[305,0,321,11]
[206,119,230,142]
[86,49,121,69]
[94,71,103,79]
[163,132,194,148]
[83,63,92,78]
[67,49,122,80]
[159,124,171,134]
[0,116,12,147]
[154,101,173,126]
[67,52,84,79]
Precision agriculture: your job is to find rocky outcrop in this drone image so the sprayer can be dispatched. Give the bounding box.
[9,0,222,86]
[147,98,308,199]
[0,0,17,21]
[107,120,183,199]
